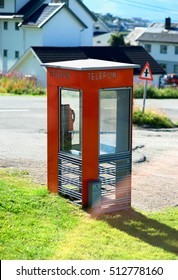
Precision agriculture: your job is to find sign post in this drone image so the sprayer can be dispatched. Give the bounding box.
[142,80,148,113]
[139,61,153,113]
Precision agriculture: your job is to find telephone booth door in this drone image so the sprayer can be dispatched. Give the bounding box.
[58,88,82,202]
[99,87,132,212]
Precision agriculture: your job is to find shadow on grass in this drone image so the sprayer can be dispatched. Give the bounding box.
[100,208,178,255]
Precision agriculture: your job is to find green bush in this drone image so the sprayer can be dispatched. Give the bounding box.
[133,108,175,128]
[0,71,46,95]
[134,84,178,99]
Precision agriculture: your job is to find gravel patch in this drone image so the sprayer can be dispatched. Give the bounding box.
[132,126,178,211]
[0,159,47,185]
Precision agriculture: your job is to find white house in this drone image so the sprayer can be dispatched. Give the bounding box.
[10,46,164,87]
[124,27,146,46]
[93,17,111,36]
[136,18,178,74]
[0,0,96,73]
[93,32,114,46]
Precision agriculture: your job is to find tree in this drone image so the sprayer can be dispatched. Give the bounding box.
[108,33,125,46]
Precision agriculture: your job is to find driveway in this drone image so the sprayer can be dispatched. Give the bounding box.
[0,95,178,211]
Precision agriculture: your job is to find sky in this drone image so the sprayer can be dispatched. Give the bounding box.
[83,0,178,22]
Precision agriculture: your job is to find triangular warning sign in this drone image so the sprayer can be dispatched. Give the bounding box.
[139,62,153,81]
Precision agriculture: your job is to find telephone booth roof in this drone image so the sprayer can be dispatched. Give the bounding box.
[42,58,140,71]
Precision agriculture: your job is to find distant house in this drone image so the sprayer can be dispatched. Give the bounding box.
[0,0,96,73]
[124,27,146,46]
[93,32,115,46]
[93,17,111,36]
[137,18,178,74]
[10,46,164,87]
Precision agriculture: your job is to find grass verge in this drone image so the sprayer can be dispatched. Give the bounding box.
[133,108,175,128]
[134,84,178,99]
[0,168,178,260]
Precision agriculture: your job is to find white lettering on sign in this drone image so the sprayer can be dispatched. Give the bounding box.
[88,72,118,81]
[50,69,70,79]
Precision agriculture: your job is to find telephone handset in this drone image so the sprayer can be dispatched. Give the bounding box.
[61,104,75,152]
[68,107,75,132]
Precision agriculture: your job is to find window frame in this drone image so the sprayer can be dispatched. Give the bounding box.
[0,0,4,8]
[144,44,151,53]
[15,22,20,31]
[3,21,8,30]
[175,46,178,55]
[15,51,19,59]
[160,45,167,54]
[174,64,178,74]
[3,49,8,57]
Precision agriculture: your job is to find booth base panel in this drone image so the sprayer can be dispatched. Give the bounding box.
[58,152,132,214]
[58,152,82,203]
[99,153,132,213]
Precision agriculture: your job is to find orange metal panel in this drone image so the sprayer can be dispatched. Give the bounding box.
[82,87,99,207]
[82,68,133,89]
[47,83,59,193]
[47,68,82,89]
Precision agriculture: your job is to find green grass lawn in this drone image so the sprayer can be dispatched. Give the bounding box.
[0,168,178,260]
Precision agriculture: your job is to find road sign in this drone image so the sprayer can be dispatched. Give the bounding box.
[139,61,153,81]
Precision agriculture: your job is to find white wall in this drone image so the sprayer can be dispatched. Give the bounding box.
[69,0,94,45]
[0,19,24,72]
[42,9,82,46]
[23,27,42,50]
[140,42,178,73]
[13,51,47,87]
[0,21,2,71]
[0,0,14,13]
[93,33,112,46]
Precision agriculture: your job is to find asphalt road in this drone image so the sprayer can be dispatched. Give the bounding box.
[0,96,47,161]
[0,95,177,162]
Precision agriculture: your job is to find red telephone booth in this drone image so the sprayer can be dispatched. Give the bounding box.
[43,59,139,214]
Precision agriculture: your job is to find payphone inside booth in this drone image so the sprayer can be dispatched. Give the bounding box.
[60,89,81,155]
[44,59,139,214]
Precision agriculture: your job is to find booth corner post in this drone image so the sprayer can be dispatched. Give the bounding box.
[47,82,59,193]
[43,59,139,213]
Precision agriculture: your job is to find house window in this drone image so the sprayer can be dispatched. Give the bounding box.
[3,21,8,30]
[15,22,20,30]
[144,44,151,53]
[175,46,178,55]
[3,49,8,57]
[97,41,101,44]
[174,65,178,73]
[15,51,19,59]
[160,63,167,72]
[160,45,167,54]
[0,0,4,8]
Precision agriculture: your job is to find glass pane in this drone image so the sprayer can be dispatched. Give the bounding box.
[60,89,82,156]
[100,90,117,154]
[99,88,131,155]
[116,88,130,152]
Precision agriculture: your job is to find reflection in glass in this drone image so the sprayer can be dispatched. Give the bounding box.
[99,88,131,155]
[60,89,82,156]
